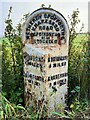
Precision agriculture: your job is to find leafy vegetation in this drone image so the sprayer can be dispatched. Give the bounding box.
[2,7,24,105]
[0,7,90,120]
[68,33,89,102]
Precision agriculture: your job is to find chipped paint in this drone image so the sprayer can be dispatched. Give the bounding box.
[22,7,69,116]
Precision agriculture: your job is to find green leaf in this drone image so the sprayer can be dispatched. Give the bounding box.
[19,98,23,103]
[5,104,8,115]
[0,111,4,119]
[16,105,25,110]
[70,104,74,108]
[52,112,69,118]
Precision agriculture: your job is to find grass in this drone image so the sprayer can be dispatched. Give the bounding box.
[0,37,9,45]
[73,33,88,47]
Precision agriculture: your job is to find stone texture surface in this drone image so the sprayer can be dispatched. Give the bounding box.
[22,7,69,116]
